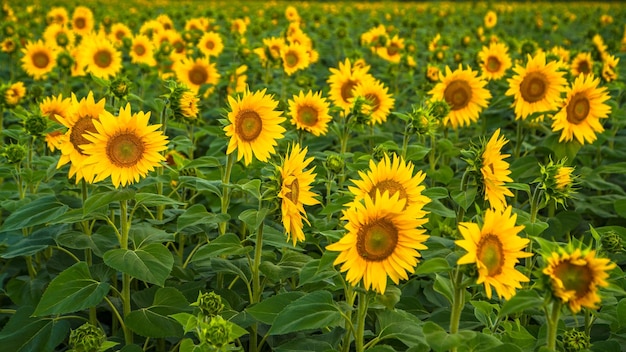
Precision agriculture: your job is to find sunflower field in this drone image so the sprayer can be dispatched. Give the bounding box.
[1,0,626,351]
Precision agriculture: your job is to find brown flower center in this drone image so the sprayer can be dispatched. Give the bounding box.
[566,93,590,125]
[486,56,501,73]
[115,30,125,40]
[387,43,400,57]
[297,105,319,126]
[477,234,504,276]
[577,60,591,75]
[133,44,146,56]
[189,64,209,85]
[357,218,399,261]
[340,79,357,104]
[284,50,298,68]
[443,79,472,110]
[369,180,408,209]
[106,133,145,167]
[236,110,263,142]
[285,178,300,204]
[520,71,548,103]
[69,116,97,155]
[205,40,215,50]
[553,260,593,298]
[94,49,113,68]
[32,50,50,69]
[74,17,86,29]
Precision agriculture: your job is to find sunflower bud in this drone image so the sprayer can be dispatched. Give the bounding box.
[349,95,372,125]
[372,145,389,162]
[68,323,106,352]
[1,144,27,164]
[57,51,74,70]
[169,85,200,122]
[563,329,591,352]
[109,76,131,100]
[601,231,623,253]
[325,154,344,174]
[200,315,232,348]
[24,113,48,137]
[537,158,577,208]
[192,291,224,319]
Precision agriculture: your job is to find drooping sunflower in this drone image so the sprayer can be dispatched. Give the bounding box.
[456,206,532,300]
[130,34,156,66]
[351,79,395,125]
[543,247,615,313]
[348,153,430,215]
[80,103,168,188]
[428,65,491,129]
[80,35,123,79]
[20,40,57,80]
[505,52,567,120]
[327,58,375,112]
[327,190,429,294]
[551,74,611,145]
[71,6,94,37]
[55,92,106,183]
[281,43,310,76]
[278,143,320,246]
[174,57,220,93]
[198,31,224,58]
[223,89,286,165]
[478,42,512,80]
[287,90,332,136]
[570,52,594,77]
[480,128,514,211]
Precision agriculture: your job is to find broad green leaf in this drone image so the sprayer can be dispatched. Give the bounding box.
[415,258,452,275]
[129,223,174,248]
[177,204,230,232]
[462,332,504,351]
[406,145,431,161]
[83,189,135,216]
[54,231,97,251]
[298,250,340,287]
[0,306,70,352]
[499,290,543,318]
[210,257,251,283]
[433,274,453,304]
[169,313,198,334]
[422,187,449,200]
[1,196,69,231]
[125,287,188,338]
[120,344,143,352]
[103,244,173,286]
[191,234,250,265]
[507,183,531,194]
[235,179,261,200]
[614,198,626,219]
[246,291,305,325]
[181,156,222,169]
[179,338,203,352]
[425,200,456,218]
[134,193,185,207]
[33,262,110,316]
[451,187,477,211]
[422,321,468,352]
[177,176,222,197]
[0,226,57,259]
[268,290,342,335]
[375,309,427,348]
[617,298,626,329]
[238,208,269,230]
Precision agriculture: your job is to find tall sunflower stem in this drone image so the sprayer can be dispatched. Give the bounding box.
[355,290,369,352]
[449,268,465,343]
[341,285,357,352]
[249,217,265,352]
[219,153,235,236]
[401,124,411,160]
[156,103,169,221]
[119,199,133,345]
[526,185,543,272]
[546,301,562,352]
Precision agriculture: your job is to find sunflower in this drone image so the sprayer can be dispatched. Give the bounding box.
[262,36,286,61]
[223,89,286,165]
[3,82,26,107]
[551,74,611,145]
[285,5,300,23]
[484,10,497,29]
[327,190,429,294]
[351,79,395,125]
[505,52,567,120]
[198,31,224,58]
[174,57,220,93]
[55,92,106,183]
[327,58,375,112]
[231,18,247,36]
[376,34,404,64]
[426,65,440,82]
[361,24,388,52]
[71,6,94,37]
[47,7,69,25]
[601,54,619,83]
[278,143,320,246]
[287,90,332,136]
[428,65,491,129]
[456,206,532,300]
[478,42,512,80]
[40,93,71,124]
[348,154,430,215]
[543,247,615,313]
[480,129,514,211]
[109,23,132,46]
[43,23,75,49]
[1,38,17,53]
[80,103,168,188]
[227,65,248,96]
[570,52,594,77]
[45,131,65,152]
[20,40,57,80]
[80,35,123,79]
[281,43,310,76]
[130,34,156,66]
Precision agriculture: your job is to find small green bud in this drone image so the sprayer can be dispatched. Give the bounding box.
[601,231,623,253]
[201,315,232,348]
[325,154,344,174]
[372,145,389,162]
[57,51,74,69]
[1,144,27,164]
[24,113,48,137]
[109,76,131,100]
[192,291,224,318]
[428,99,450,121]
[69,323,106,352]
[563,329,591,352]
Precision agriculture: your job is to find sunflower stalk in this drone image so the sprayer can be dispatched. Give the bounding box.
[249,214,265,352]
[119,198,133,345]
[355,289,369,352]
[219,152,235,236]
[449,267,465,350]
[156,102,169,221]
[545,300,562,351]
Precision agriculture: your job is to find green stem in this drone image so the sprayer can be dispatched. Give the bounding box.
[401,123,411,160]
[119,199,133,345]
[156,103,168,221]
[249,220,265,352]
[219,153,235,236]
[449,268,465,339]
[546,301,562,352]
[355,290,368,352]
[514,120,523,158]
[341,285,357,352]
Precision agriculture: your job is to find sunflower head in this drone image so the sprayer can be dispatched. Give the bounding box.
[537,157,578,208]
[166,81,200,122]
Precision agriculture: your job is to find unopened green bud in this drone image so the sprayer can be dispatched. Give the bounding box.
[109,77,131,100]
[57,51,73,69]
[563,329,591,352]
[201,316,232,348]
[372,145,389,162]
[24,114,48,137]
[428,99,450,121]
[601,231,623,253]
[1,144,27,164]
[192,291,224,318]
[325,154,344,174]
[69,323,106,352]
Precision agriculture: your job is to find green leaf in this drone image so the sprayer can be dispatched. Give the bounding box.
[268,290,343,335]
[191,234,250,264]
[274,338,335,352]
[134,193,185,207]
[177,204,229,232]
[499,290,543,318]
[235,179,261,200]
[376,309,427,348]
[238,208,269,230]
[433,274,453,304]
[125,287,188,338]
[129,224,174,248]
[0,306,70,352]
[425,200,456,218]
[246,291,306,325]
[614,198,626,219]
[0,227,56,259]
[451,187,477,211]
[1,196,69,231]
[177,176,222,197]
[507,183,531,194]
[83,189,135,216]
[298,250,340,287]
[422,321,467,352]
[406,145,431,161]
[422,187,449,200]
[33,262,110,316]
[169,313,198,334]
[415,258,452,275]
[209,257,250,283]
[179,338,203,352]
[103,244,173,286]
